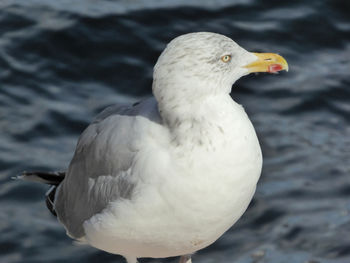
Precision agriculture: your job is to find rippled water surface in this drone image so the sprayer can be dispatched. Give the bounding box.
[0,0,349,262]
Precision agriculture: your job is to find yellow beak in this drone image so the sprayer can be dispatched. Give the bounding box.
[244,53,289,73]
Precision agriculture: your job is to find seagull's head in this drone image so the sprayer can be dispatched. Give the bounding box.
[153,32,288,101]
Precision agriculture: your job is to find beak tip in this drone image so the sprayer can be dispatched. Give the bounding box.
[284,64,289,72]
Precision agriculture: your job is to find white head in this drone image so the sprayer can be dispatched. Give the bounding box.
[152,32,288,105]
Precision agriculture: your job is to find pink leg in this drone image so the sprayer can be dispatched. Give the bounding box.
[179,255,192,263]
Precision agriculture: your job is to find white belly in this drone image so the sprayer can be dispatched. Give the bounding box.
[83,100,262,258]
[83,132,261,257]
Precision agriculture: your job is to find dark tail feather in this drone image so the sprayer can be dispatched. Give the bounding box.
[16,171,66,217]
[46,185,58,216]
[18,171,65,185]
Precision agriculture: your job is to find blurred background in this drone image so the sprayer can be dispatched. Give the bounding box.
[0,0,349,262]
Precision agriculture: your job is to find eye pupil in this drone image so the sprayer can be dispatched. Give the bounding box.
[221,55,231,63]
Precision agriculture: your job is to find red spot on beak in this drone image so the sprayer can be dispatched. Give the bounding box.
[268,64,283,73]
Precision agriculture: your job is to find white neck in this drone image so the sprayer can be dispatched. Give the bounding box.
[156,92,242,148]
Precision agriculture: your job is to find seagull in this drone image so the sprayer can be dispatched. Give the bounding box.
[20,32,288,263]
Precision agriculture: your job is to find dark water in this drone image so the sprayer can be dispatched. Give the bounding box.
[0,0,349,262]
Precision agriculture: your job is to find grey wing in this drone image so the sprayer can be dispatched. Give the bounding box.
[54,97,162,239]
[93,97,162,124]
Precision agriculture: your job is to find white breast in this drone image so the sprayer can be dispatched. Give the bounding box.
[83,97,262,258]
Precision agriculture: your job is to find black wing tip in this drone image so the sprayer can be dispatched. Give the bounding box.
[46,185,58,217]
[18,171,66,185]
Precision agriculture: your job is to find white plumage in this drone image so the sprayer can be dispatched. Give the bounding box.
[52,32,288,263]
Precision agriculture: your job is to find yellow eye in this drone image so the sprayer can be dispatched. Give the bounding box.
[221,55,231,63]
